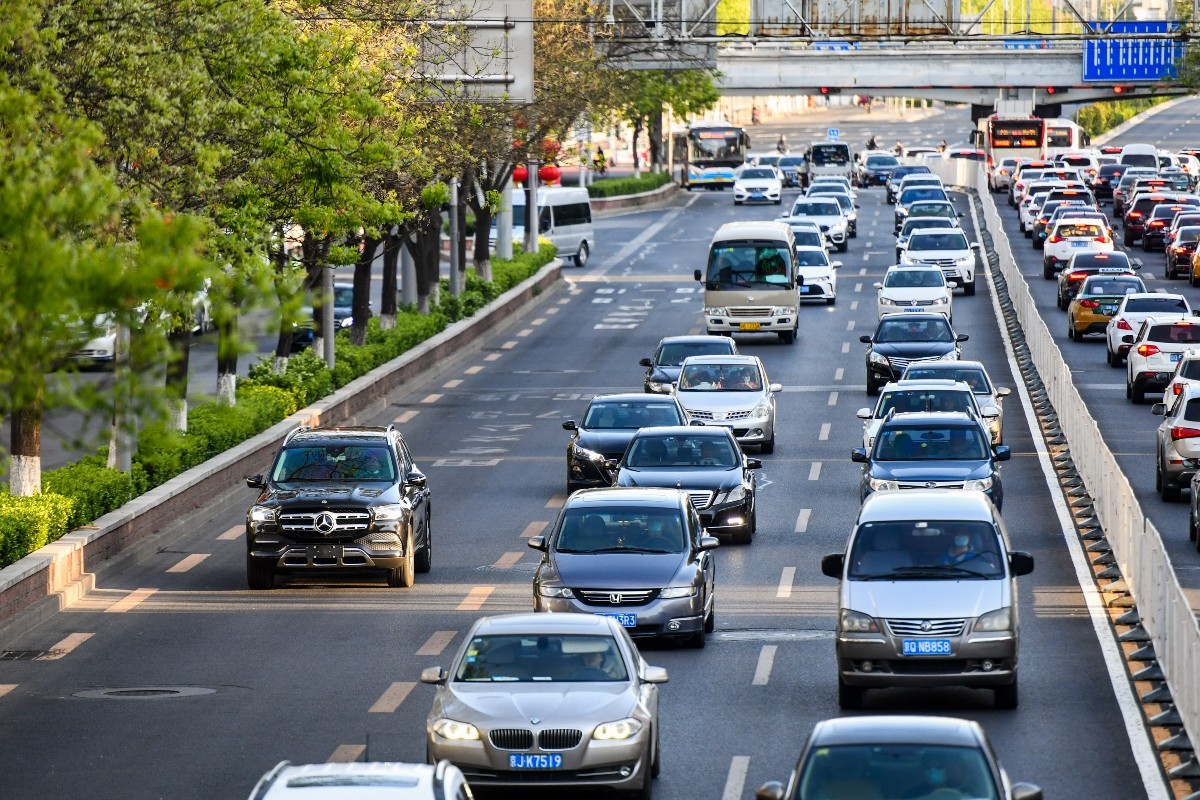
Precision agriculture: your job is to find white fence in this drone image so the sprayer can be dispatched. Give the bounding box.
[933,159,1200,753]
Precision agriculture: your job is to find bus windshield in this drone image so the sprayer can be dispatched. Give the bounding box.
[704,241,794,289]
[810,144,850,166]
[688,127,747,167]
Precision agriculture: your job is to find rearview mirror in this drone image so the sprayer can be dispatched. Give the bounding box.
[820,553,845,579]
[956,333,970,342]
[873,282,883,289]
[831,261,843,268]
[419,666,448,685]
[993,445,1012,461]
[639,357,653,367]
[1008,551,1035,576]
[756,782,786,800]
[407,471,427,489]
[693,269,703,282]
[1121,334,1134,344]
[769,383,783,393]
[851,448,868,463]
[246,473,266,490]
[562,420,578,431]
[746,458,763,469]
[856,407,872,420]
[643,666,669,684]
[1151,403,1167,416]
[859,334,873,344]
[527,536,548,551]
[970,242,982,250]
[698,536,720,551]
[997,387,1011,398]
[982,408,1000,418]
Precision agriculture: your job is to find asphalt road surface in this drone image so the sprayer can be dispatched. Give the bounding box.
[0,128,1158,799]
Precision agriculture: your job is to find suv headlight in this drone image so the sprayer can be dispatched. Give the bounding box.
[594,718,643,740]
[703,306,727,316]
[249,505,277,523]
[570,443,604,462]
[646,380,672,392]
[537,585,575,599]
[964,477,994,491]
[716,485,747,504]
[974,606,1013,632]
[840,608,880,633]
[869,351,890,365]
[937,351,957,361]
[879,296,898,306]
[771,306,797,316]
[659,586,697,599]
[372,503,408,522]
[432,719,481,741]
[868,478,898,491]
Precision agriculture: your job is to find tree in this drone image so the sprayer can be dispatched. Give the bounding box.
[615,70,720,174]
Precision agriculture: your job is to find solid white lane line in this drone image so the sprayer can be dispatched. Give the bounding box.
[37,633,94,661]
[722,757,752,800]
[106,588,157,613]
[808,462,822,481]
[368,682,415,713]
[776,567,796,598]
[752,646,778,686]
[416,631,458,657]
[520,521,549,538]
[835,367,845,380]
[217,526,242,541]
[827,391,838,406]
[457,586,495,611]
[166,554,209,574]
[819,423,831,441]
[328,745,366,763]
[795,509,811,533]
[396,409,421,423]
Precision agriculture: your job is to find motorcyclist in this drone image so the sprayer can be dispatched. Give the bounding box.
[776,135,789,154]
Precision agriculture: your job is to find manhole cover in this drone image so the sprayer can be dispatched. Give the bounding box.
[75,686,217,700]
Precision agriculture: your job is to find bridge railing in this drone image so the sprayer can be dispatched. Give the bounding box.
[932,158,1200,755]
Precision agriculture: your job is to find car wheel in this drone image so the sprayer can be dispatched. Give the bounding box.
[774,198,782,205]
[1067,321,1076,341]
[963,278,976,296]
[415,517,433,574]
[826,296,836,305]
[837,241,848,253]
[1156,460,1164,492]
[1124,231,1135,247]
[1132,383,1145,404]
[1163,464,1182,502]
[994,678,1019,710]
[574,241,589,267]
[704,600,716,632]
[778,329,795,344]
[1190,511,1198,542]
[1191,269,1200,287]
[1166,259,1175,279]
[1043,262,1055,280]
[246,556,275,590]
[686,628,707,649]
[866,377,880,397]
[734,200,742,206]
[650,727,662,778]
[387,530,417,588]
[732,518,753,545]
[760,434,775,455]
[837,677,864,710]
[1032,237,1043,250]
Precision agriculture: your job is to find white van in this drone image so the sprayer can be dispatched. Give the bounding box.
[502,186,595,266]
[695,221,801,344]
[1118,143,1159,170]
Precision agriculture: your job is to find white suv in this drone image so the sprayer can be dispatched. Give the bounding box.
[875,265,952,321]
[249,761,473,800]
[1125,315,1200,403]
[1163,349,1200,404]
[1151,384,1200,501]
[855,379,986,450]
[900,228,982,296]
[1105,293,1192,367]
[1042,218,1114,276]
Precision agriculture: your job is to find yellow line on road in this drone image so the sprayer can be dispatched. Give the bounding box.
[457,586,495,611]
[37,633,94,660]
[105,588,158,613]
[520,521,549,538]
[368,681,415,713]
[492,551,523,569]
[420,394,443,404]
[328,744,366,763]
[166,554,210,574]
[416,631,458,657]
[464,366,484,375]
[217,526,243,541]
[396,410,420,423]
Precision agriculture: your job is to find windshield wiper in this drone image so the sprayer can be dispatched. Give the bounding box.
[584,546,679,555]
[889,564,989,577]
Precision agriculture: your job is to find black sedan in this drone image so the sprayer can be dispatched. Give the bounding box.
[563,394,687,492]
[614,426,760,544]
[640,335,738,394]
[861,314,967,396]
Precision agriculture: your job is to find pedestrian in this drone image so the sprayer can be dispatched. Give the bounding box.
[892,141,904,156]
[751,105,761,125]
[938,139,948,153]
[593,146,607,176]
[866,135,878,151]
[776,134,789,154]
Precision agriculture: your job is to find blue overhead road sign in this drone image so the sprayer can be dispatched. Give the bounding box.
[1083,21,1182,82]
[827,128,840,140]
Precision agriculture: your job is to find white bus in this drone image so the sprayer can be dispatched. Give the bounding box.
[676,121,751,190]
[1043,119,1088,158]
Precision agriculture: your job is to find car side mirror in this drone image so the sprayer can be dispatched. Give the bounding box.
[1192,310,1200,317]
[970,242,982,250]
[859,334,872,344]
[604,459,619,471]
[693,269,703,282]
[689,419,706,426]
[756,782,786,800]
[956,333,970,342]
[854,203,861,209]
[527,535,548,551]
[246,473,266,489]
[419,666,448,685]
[639,357,653,367]
[856,407,872,420]
[1121,334,1134,344]
[1011,783,1043,800]
[957,212,965,218]
[993,445,1012,461]
[1151,403,1167,416]
[997,387,1011,398]
[831,261,843,268]
[982,408,1000,418]
[643,666,669,684]
[873,282,884,289]
[746,458,763,469]
[821,553,845,579]
[769,383,783,393]
[407,470,427,488]
[698,535,720,551]
[562,420,578,431]
[851,448,868,463]
[947,280,960,288]
[1008,551,1035,576]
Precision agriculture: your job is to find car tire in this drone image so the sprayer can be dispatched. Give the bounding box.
[415,517,433,574]
[1067,322,1076,341]
[650,727,662,779]
[1162,462,1182,502]
[1191,511,1199,542]
[1043,262,1056,280]
[866,377,880,397]
[778,329,796,345]
[837,677,864,710]
[837,241,848,253]
[760,434,775,454]
[704,601,716,633]
[826,296,836,305]
[994,679,1019,710]
[246,556,275,590]
[687,629,707,649]
[1156,460,1164,492]
[734,200,742,206]
[1132,383,1145,404]
[774,198,782,205]
[574,241,589,267]
[732,518,754,545]
[963,278,976,296]
[1124,231,1135,247]
[1032,237,1043,250]
[1191,269,1200,288]
[387,531,417,588]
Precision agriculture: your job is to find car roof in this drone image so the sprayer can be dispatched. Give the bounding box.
[259,761,441,799]
[657,335,736,347]
[471,612,620,637]
[680,354,761,366]
[1122,292,1185,301]
[1140,314,1196,326]
[905,359,988,371]
[632,425,733,439]
[286,427,393,447]
[784,219,822,229]
[711,221,793,242]
[857,491,996,525]
[878,312,952,323]
[589,393,679,404]
[886,264,945,272]
[879,411,977,427]
[809,716,983,748]
[882,379,973,391]
[563,487,687,508]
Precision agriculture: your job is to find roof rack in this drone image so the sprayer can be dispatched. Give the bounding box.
[249,760,291,800]
[282,426,310,446]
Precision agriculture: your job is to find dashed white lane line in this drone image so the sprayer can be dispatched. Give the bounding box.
[558,297,571,304]
[106,588,157,614]
[457,586,495,611]
[484,353,503,362]
[501,341,518,350]
[464,366,484,375]
[776,567,796,598]
[835,367,845,381]
[850,300,859,311]
[520,521,549,538]
[722,757,752,800]
[328,745,366,763]
[854,282,863,292]
[217,526,242,541]
[819,423,831,441]
[416,631,458,657]
[492,551,524,569]
[859,267,868,275]
[794,509,811,533]
[841,342,850,354]
[546,307,561,314]
[396,409,421,423]
[752,645,778,686]
[808,462,822,481]
[517,328,533,337]
[166,554,209,574]
[38,633,94,661]
[846,320,855,331]
[0,684,15,700]
[368,681,415,713]
[443,379,464,389]
[532,318,546,326]
[420,393,443,404]
[827,391,838,406]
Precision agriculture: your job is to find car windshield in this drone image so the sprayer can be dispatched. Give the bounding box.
[873,424,988,460]
[704,242,794,288]
[909,202,956,218]
[333,286,354,306]
[902,220,955,237]
[1080,278,1142,296]
[454,634,629,683]
[678,363,764,391]
[795,249,831,267]
[877,390,972,416]
[867,155,898,167]
[792,200,841,217]
[740,168,775,180]
[1055,223,1103,238]
[876,318,954,343]
[1072,253,1130,270]
[582,401,683,429]
[811,144,850,165]
[903,367,991,393]
[845,520,1006,581]
[625,434,739,468]
[656,341,733,367]
[1147,324,1200,344]
[778,155,805,167]
[1181,360,1200,381]
[795,743,1001,799]
[909,232,968,251]
[885,270,945,288]
[273,445,396,482]
[1179,228,1200,243]
[792,230,824,248]
[1124,297,1188,313]
[554,507,687,554]
[900,188,947,204]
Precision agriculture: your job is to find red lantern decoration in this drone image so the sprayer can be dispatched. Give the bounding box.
[512,165,528,186]
[538,164,561,185]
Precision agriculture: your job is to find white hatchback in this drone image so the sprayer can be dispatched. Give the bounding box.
[1042,218,1114,274]
[1105,293,1192,367]
[875,265,952,321]
[733,165,783,205]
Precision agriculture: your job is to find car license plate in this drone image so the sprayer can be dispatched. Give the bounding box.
[312,544,342,559]
[739,322,762,331]
[903,307,924,313]
[1172,353,1184,362]
[902,639,952,656]
[1071,241,1088,247]
[1100,305,1117,315]
[595,612,637,628]
[509,754,563,770]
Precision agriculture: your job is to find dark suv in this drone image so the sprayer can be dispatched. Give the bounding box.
[244,425,431,589]
[861,313,968,395]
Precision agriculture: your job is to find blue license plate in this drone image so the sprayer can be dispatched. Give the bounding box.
[1100,305,1117,315]
[902,307,924,313]
[1172,353,1184,362]
[509,754,563,770]
[1071,241,1088,247]
[595,612,637,628]
[902,638,952,656]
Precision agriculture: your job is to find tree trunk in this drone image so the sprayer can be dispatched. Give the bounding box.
[473,205,493,282]
[216,316,238,405]
[166,327,191,432]
[649,103,663,173]
[632,118,643,178]
[350,236,379,346]
[273,244,295,366]
[10,398,42,497]
[413,213,442,314]
[457,173,469,286]
[380,232,400,329]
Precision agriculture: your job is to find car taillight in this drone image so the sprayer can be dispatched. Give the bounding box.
[1068,272,1087,281]
[1038,217,1049,224]
[1095,236,1110,243]
[1171,426,1200,440]
[1174,383,1185,395]
[1137,344,1161,357]
[1080,299,1100,308]
[1128,211,1142,218]
[1150,220,1166,228]
[1117,319,1132,330]
[1048,235,1063,243]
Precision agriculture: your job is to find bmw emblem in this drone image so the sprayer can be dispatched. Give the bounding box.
[314,512,337,534]
[530,718,541,725]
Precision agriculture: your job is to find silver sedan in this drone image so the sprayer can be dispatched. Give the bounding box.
[420,613,667,795]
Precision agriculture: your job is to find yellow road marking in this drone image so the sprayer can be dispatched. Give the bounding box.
[396,409,420,424]
[520,521,549,538]
[38,633,94,660]
[105,588,158,613]
[328,745,366,763]
[457,586,495,611]
[416,631,458,657]
[166,554,210,574]
[492,551,523,569]
[217,526,243,541]
[420,394,443,404]
[368,682,415,713]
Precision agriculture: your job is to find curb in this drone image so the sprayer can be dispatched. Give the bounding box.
[1092,95,1198,146]
[590,182,680,218]
[0,259,564,639]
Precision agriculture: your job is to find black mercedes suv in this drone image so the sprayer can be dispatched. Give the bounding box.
[244,425,431,589]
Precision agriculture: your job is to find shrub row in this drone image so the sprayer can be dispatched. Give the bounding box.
[0,245,557,569]
[1075,97,1167,138]
[586,171,673,198]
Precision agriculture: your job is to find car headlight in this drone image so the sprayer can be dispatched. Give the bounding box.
[659,586,697,599]
[869,478,898,491]
[594,718,644,740]
[937,351,957,361]
[647,380,672,392]
[248,505,276,523]
[840,608,880,633]
[537,585,575,599]
[879,296,898,306]
[974,606,1013,632]
[771,306,797,315]
[957,255,973,266]
[373,503,408,522]
[570,443,605,462]
[964,476,994,491]
[703,306,727,316]
[869,351,890,365]
[716,485,748,504]
[750,399,771,418]
[432,719,482,741]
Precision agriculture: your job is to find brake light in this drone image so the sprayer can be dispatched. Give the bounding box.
[1048,235,1063,243]
[1038,217,1049,224]
[1171,426,1200,441]
[1080,299,1100,308]
[1137,344,1161,357]
[1174,383,1185,395]
[1095,236,1110,243]
[1150,220,1166,228]
[1117,319,1132,330]
[1068,272,1087,281]
[1128,212,1143,218]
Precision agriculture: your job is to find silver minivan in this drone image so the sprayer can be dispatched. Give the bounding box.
[820,490,1034,710]
[503,186,595,267]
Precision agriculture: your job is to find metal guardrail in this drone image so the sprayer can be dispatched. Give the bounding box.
[933,158,1200,765]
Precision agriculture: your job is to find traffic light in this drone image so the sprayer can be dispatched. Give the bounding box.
[819,87,841,95]
[1043,86,1069,95]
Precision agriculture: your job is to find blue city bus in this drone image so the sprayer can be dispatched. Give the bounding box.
[676,121,751,190]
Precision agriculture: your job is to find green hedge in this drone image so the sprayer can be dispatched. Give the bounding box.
[1075,97,1167,138]
[587,172,673,198]
[0,246,559,569]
